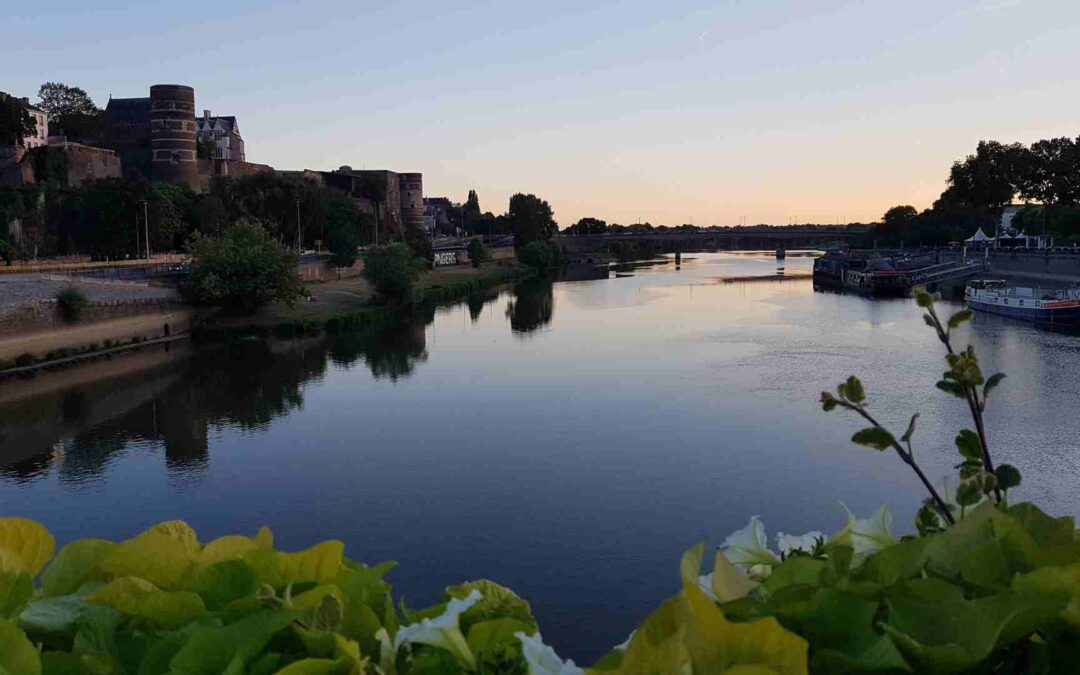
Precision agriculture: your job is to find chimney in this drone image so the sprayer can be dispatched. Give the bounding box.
[203,109,211,120]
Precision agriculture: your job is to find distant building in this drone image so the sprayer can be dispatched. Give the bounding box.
[195,110,245,161]
[307,166,423,239]
[424,197,454,235]
[0,91,49,151]
[101,85,266,188]
[101,96,152,178]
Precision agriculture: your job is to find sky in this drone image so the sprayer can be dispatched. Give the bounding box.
[4,0,1080,227]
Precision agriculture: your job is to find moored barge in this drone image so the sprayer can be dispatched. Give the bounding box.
[965,280,1080,325]
[813,251,986,297]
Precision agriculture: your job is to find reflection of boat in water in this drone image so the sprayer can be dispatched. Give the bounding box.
[813,251,986,297]
[965,280,1080,325]
[615,272,634,278]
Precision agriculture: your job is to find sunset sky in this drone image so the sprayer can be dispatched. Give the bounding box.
[5,0,1079,227]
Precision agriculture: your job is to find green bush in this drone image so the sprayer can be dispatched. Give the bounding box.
[516,240,552,270]
[14,353,35,367]
[185,218,304,314]
[362,243,423,303]
[466,237,489,268]
[55,286,88,323]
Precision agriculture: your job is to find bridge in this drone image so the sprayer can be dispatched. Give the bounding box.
[554,228,863,261]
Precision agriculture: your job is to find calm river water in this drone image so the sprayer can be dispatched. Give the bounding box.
[2,251,1080,660]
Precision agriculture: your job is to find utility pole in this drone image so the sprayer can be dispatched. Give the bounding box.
[295,199,301,253]
[135,211,140,259]
[140,200,149,260]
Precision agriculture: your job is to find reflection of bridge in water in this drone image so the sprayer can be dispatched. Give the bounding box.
[555,229,861,262]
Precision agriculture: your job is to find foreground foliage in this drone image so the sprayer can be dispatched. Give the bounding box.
[4,294,1079,673]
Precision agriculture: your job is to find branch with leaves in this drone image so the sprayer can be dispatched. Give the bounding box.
[821,290,1022,533]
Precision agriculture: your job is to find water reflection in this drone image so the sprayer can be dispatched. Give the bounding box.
[0,284,552,483]
[506,278,555,335]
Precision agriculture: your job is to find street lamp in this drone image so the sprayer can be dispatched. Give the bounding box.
[139,200,149,260]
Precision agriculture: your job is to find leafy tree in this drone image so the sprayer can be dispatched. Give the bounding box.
[466,237,489,268]
[36,82,101,142]
[464,189,481,221]
[505,193,557,247]
[882,205,918,228]
[185,218,303,312]
[517,240,553,270]
[196,137,218,160]
[362,243,423,303]
[565,217,607,236]
[1024,136,1080,205]
[0,95,36,147]
[323,194,368,268]
[945,140,1029,213]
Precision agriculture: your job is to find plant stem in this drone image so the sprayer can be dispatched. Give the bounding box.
[852,405,956,525]
[933,311,1003,502]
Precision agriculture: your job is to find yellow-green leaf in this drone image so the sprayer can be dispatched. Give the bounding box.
[87,576,207,627]
[273,658,354,675]
[98,525,198,590]
[198,536,260,566]
[244,541,344,588]
[40,539,115,597]
[710,551,760,604]
[0,618,41,675]
[0,517,56,577]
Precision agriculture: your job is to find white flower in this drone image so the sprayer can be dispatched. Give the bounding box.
[516,631,585,675]
[776,531,825,556]
[613,630,636,652]
[697,573,719,601]
[394,589,482,667]
[838,503,896,561]
[719,516,782,572]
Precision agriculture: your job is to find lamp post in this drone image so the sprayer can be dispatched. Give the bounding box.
[295,199,301,253]
[139,200,149,260]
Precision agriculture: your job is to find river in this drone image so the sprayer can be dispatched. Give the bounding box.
[2,251,1079,661]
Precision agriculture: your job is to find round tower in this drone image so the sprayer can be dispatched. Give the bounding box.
[399,173,424,233]
[150,84,198,186]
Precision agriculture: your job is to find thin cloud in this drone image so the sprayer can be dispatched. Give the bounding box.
[972,0,1025,13]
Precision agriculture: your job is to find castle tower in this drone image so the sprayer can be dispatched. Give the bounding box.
[399,173,424,233]
[149,84,198,186]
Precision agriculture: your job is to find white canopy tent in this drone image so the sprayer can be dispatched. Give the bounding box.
[965,228,993,244]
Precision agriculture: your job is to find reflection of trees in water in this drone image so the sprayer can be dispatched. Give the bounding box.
[466,289,501,323]
[0,340,328,484]
[506,278,555,335]
[328,306,432,381]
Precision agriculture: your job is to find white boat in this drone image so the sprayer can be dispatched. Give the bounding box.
[965,280,1080,325]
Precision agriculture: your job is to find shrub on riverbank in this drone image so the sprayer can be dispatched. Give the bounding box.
[362,243,424,303]
[54,286,87,323]
[184,218,304,314]
[466,237,488,268]
[4,296,1078,674]
[516,240,552,270]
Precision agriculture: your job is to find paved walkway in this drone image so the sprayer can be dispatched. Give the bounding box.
[0,274,178,319]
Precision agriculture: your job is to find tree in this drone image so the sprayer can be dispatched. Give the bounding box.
[1025,137,1080,205]
[565,217,607,236]
[323,194,368,269]
[197,137,218,160]
[185,218,303,312]
[505,193,557,247]
[517,240,553,270]
[945,141,1029,213]
[362,243,423,303]
[464,190,481,221]
[36,82,101,143]
[466,237,489,268]
[0,95,36,147]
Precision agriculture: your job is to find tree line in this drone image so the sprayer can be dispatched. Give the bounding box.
[876,136,1080,246]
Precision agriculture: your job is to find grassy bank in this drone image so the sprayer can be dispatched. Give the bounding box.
[193,261,534,340]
